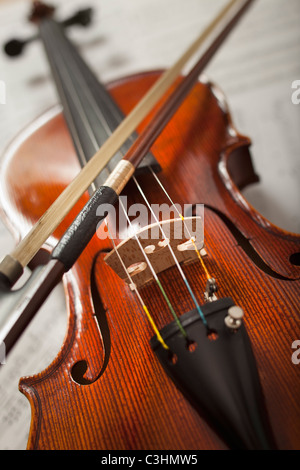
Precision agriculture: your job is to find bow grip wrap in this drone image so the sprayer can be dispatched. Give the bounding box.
[51,186,118,271]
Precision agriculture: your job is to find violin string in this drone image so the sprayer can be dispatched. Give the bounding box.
[132,176,208,328]
[104,218,169,350]
[118,197,188,339]
[48,37,182,342]
[55,67,203,330]
[44,20,208,331]
[46,31,187,336]
[55,57,208,328]
[44,25,99,165]
[46,34,200,333]
[60,29,119,143]
[6,0,253,276]
[57,22,214,301]
[148,166,212,282]
[64,34,128,138]
[44,24,116,190]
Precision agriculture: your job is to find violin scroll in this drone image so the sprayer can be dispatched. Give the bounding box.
[3,2,93,57]
[28,1,55,24]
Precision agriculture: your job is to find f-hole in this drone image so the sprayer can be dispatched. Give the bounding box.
[71,250,112,385]
[192,205,291,281]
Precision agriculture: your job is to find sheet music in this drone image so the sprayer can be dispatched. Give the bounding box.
[0,0,299,449]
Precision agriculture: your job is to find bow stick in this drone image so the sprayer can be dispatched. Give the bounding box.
[0,0,255,354]
[0,0,254,287]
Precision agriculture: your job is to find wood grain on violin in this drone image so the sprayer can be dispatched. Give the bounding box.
[1,71,299,449]
[0,0,299,451]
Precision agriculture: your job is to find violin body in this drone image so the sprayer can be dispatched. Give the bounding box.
[0,71,299,449]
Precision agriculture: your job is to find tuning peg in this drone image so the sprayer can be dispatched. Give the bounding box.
[4,36,37,57]
[3,7,93,57]
[61,8,93,28]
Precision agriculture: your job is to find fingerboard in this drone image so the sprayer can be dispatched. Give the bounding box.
[38,18,160,192]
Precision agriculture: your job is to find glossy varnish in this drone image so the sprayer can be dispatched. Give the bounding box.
[0,72,299,449]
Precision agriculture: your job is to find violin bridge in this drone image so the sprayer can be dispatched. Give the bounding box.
[104,216,204,289]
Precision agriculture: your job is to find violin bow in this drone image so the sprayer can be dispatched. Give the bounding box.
[0,0,254,289]
[0,0,256,353]
[1,0,280,450]
[0,0,255,351]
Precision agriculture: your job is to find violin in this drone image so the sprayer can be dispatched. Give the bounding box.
[0,0,299,450]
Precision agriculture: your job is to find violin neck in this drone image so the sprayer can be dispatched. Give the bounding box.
[38,18,142,190]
